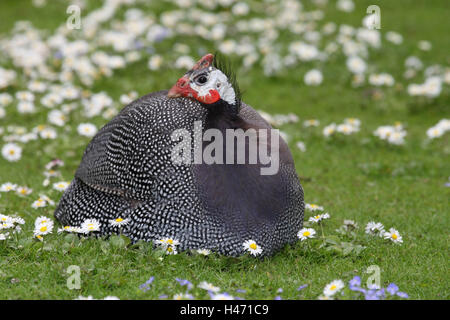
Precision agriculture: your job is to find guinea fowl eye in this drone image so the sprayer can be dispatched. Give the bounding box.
[195,75,208,85]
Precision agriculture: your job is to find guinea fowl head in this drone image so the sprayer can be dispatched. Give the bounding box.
[168,53,241,116]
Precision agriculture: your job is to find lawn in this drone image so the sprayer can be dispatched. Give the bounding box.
[0,0,448,300]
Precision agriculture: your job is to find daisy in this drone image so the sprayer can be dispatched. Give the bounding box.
[309,213,330,223]
[210,292,234,300]
[344,118,361,127]
[0,182,17,192]
[35,216,54,228]
[16,186,32,196]
[384,228,403,244]
[11,216,25,225]
[81,219,101,233]
[77,123,98,137]
[2,143,22,162]
[155,237,180,247]
[109,217,130,227]
[343,220,358,230]
[323,279,345,297]
[426,126,444,139]
[303,119,320,127]
[165,245,178,255]
[323,123,337,137]
[173,293,194,300]
[198,281,221,293]
[34,217,54,236]
[31,198,47,209]
[305,203,324,212]
[53,181,70,191]
[336,123,356,135]
[243,239,263,256]
[196,248,211,255]
[39,127,57,140]
[297,228,316,241]
[304,69,323,86]
[365,221,385,236]
[296,141,306,152]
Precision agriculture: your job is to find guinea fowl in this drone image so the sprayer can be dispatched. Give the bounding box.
[55,53,304,256]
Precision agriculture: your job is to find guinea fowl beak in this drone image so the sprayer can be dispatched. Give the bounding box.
[168,76,190,98]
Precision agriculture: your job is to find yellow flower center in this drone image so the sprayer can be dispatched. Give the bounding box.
[303,231,311,237]
[330,285,337,290]
[40,226,47,232]
[167,247,173,252]
[20,189,27,194]
[392,234,398,240]
[249,243,257,250]
[115,218,123,222]
[167,239,173,244]
[9,150,15,155]
[315,215,320,219]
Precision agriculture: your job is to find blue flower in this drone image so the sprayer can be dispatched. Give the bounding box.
[176,277,193,291]
[297,284,308,291]
[139,276,155,292]
[386,283,408,298]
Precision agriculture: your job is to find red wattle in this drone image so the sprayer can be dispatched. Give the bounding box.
[197,89,220,104]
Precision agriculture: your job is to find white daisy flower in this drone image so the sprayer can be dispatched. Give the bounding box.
[0,182,18,192]
[426,126,444,139]
[297,228,316,241]
[53,181,70,191]
[34,217,54,236]
[304,69,323,86]
[243,239,263,256]
[323,123,337,137]
[109,217,130,227]
[305,203,324,212]
[308,213,330,223]
[81,219,101,233]
[210,293,235,300]
[155,237,180,247]
[2,143,22,162]
[384,228,403,244]
[31,199,47,209]
[365,221,385,236]
[77,123,98,137]
[165,245,178,255]
[323,279,345,297]
[198,281,221,293]
[196,249,211,256]
[16,186,32,196]
[303,119,320,127]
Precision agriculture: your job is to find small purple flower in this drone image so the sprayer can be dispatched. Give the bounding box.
[158,294,168,299]
[297,284,308,291]
[277,288,283,293]
[139,276,155,292]
[349,276,361,288]
[175,278,193,291]
[235,289,246,293]
[445,182,450,187]
[396,292,409,298]
[274,296,282,300]
[364,289,380,300]
[386,283,399,295]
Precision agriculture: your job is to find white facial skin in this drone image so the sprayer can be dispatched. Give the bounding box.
[190,68,236,105]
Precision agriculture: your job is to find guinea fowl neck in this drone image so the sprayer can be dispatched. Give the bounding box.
[204,99,242,130]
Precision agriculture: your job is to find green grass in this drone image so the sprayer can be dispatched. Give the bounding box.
[0,0,449,299]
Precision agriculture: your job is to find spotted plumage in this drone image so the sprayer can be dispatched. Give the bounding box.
[55,55,304,256]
